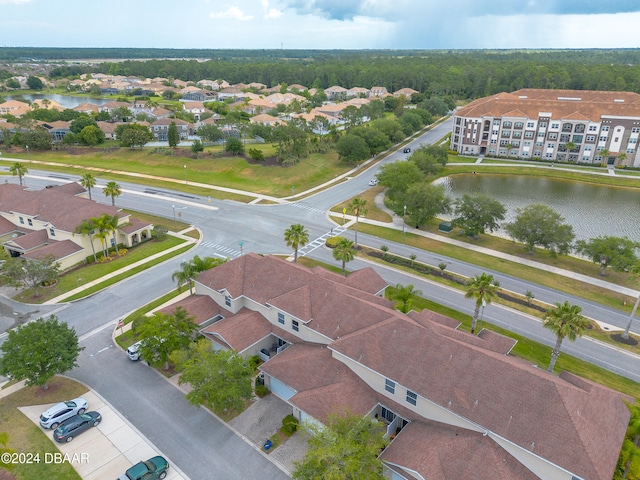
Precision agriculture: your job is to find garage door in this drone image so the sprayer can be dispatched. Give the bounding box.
[269,377,296,400]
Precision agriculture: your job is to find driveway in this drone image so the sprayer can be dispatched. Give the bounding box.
[228,393,308,474]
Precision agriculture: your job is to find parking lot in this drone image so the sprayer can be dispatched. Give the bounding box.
[19,390,186,480]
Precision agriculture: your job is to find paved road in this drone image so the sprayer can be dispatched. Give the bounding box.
[2,117,640,479]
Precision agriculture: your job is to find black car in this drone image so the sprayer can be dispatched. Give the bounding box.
[53,411,102,443]
[403,147,411,153]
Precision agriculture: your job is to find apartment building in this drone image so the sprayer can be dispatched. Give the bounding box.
[451,89,640,167]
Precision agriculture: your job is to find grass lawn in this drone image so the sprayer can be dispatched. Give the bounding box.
[14,236,186,304]
[121,209,191,233]
[9,148,350,198]
[0,377,87,480]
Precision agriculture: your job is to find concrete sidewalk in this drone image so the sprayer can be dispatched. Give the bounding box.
[44,229,198,305]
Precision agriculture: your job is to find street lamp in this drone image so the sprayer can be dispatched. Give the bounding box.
[172,204,187,231]
[184,164,187,185]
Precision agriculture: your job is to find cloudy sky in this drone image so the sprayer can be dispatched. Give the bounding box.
[2,0,640,50]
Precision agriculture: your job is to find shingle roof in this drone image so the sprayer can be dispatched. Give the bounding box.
[158,294,225,325]
[329,317,630,480]
[0,183,121,233]
[380,420,540,480]
[23,239,83,261]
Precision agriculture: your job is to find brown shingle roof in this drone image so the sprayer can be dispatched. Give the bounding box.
[0,183,121,233]
[330,317,630,480]
[23,239,83,261]
[202,307,271,351]
[380,420,539,480]
[260,343,378,422]
[158,294,225,325]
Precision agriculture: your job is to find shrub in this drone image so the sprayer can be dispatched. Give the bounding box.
[281,414,299,436]
[248,355,261,369]
[325,236,344,248]
[255,384,270,398]
[248,148,264,161]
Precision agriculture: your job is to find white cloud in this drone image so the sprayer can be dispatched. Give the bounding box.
[261,0,283,19]
[210,6,254,21]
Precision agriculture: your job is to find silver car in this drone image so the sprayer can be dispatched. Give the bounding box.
[39,397,88,429]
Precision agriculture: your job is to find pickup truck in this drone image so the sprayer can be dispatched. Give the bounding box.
[118,456,169,480]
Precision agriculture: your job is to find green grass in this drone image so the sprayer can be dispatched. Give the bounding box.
[15,237,186,304]
[0,377,87,480]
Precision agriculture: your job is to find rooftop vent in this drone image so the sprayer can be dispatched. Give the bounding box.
[557,97,582,101]
[614,99,625,103]
[518,95,528,99]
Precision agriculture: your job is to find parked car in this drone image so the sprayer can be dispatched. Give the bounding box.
[368,178,378,186]
[403,147,411,153]
[127,340,143,361]
[39,397,88,429]
[53,411,101,443]
[118,456,169,480]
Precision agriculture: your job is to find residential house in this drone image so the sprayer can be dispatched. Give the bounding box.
[248,82,267,91]
[263,92,305,106]
[249,114,285,127]
[0,100,30,117]
[38,121,71,142]
[181,101,208,120]
[347,87,370,98]
[96,121,119,141]
[393,87,419,98]
[451,88,640,166]
[187,253,630,480]
[370,86,390,98]
[31,99,64,111]
[0,183,152,269]
[151,118,190,142]
[244,98,275,115]
[73,103,100,115]
[287,84,307,93]
[181,87,217,102]
[98,101,132,115]
[217,87,247,102]
[324,85,348,101]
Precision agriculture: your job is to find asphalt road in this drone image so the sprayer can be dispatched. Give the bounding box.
[2,117,640,479]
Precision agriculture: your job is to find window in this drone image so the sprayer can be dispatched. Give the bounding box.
[525,131,534,138]
[537,132,545,138]
[602,126,610,132]
[292,320,299,332]
[501,131,511,138]
[27,219,33,226]
[615,137,620,143]
[586,135,595,142]
[514,122,524,128]
[550,123,560,129]
[385,379,395,394]
[589,125,598,132]
[599,136,607,142]
[574,124,585,133]
[632,127,640,133]
[512,131,521,139]
[19,217,24,224]
[490,139,497,144]
[547,143,555,149]
[526,121,535,128]
[493,119,500,125]
[406,390,417,406]
[225,296,231,307]
[502,121,512,128]
[548,133,558,140]
[534,150,541,156]
[560,134,570,143]
[49,228,55,237]
[629,138,637,144]
[524,141,531,146]
[511,141,520,147]
[627,148,635,154]
[572,135,583,144]
[500,140,508,146]
[562,123,572,132]
[535,141,543,147]
[539,122,547,128]
[278,312,285,325]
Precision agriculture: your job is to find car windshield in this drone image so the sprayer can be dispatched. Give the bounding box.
[143,460,156,472]
[64,401,76,407]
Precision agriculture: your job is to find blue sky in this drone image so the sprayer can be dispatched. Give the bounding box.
[2,0,640,50]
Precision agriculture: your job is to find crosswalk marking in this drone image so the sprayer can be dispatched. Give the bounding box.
[290,202,326,215]
[297,227,347,258]
[200,241,242,257]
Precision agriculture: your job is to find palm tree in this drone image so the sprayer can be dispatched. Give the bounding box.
[390,284,423,314]
[283,224,309,263]
[92,214,112,258]
[108,214,120,255]
[542,301,590,372]
[190,255,221,273]
[349,197,367,248]
[620,402,640,479]
[75,218,98,263]
[465,272,500,334]
[172,261,196,294]
[103,181,122,206]
[332,237,356,276]
[9,162,28,186]
[79,173,97,200]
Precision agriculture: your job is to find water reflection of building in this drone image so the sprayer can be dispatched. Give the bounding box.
[452,89,640,167]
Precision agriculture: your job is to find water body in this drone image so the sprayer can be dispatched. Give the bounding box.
[5,94,112,108]
[435,174,640,242]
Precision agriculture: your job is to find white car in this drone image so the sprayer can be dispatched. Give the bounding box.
[368,178,378,186]
[127,340,143,361]
[39,397,88,429]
